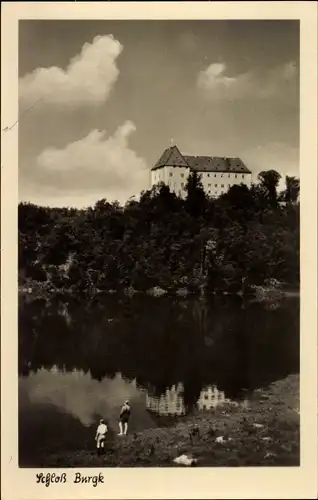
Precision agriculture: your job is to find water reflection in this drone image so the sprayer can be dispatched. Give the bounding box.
[19,294,299,428]
[198,386,232,410]
[18,294,299,464]
[20,367,152,430]
[145,383,245,416]
[20,366,246,428]
[146,384,186,416]
[19,294,299,397]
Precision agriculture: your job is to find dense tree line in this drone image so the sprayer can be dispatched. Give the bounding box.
[18,170,300,295]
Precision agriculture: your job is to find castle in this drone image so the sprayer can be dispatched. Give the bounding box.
[151,145,252,198]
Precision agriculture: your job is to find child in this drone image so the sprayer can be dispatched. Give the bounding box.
[118,401,131,436]
[95,418,107,455]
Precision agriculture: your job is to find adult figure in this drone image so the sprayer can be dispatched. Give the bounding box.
[118,401,131,436]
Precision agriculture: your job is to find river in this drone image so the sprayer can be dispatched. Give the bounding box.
[18,293,299,466]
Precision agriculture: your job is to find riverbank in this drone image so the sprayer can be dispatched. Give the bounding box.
[18,280,300,302]
[33,374,299,468]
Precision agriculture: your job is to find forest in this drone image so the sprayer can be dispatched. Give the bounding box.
[18,170,300,296]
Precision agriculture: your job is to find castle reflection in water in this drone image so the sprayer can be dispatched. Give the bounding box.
[145,383,249,416]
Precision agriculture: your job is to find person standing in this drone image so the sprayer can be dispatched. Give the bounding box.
[95,418,107,455]
[118,401,131,436]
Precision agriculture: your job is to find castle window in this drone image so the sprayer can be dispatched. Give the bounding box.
[207,173,210,177]
[221,174,223,178]
[214,174,217,177]
[242,174,244,179]
[208,183,211,188]
[169,172,173,177]
[228,174,231,178]
[181,173,184,178]
[235,174,237,178]
[221,184,224,188]
[215,184,218,187]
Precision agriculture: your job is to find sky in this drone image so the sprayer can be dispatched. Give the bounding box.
[19,20,299,208]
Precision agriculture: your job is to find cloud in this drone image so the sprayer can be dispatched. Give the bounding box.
[242,141,299,188]
[20,120,149,208]
[19,35,123,108]
[197,61,298,102]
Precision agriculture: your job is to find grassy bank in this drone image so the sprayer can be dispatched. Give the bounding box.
[34,374,299,468]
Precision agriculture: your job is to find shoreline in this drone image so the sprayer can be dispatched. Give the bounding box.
[22,374,299,468]
[18,282,300,302]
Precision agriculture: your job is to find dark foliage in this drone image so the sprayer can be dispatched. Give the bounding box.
[18,172,300,294]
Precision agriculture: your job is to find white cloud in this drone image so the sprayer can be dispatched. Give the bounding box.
[197,61,298,102]
[21,121,149,208]
[19,35,123,107]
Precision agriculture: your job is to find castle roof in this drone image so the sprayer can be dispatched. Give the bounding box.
[183,155,251,174]
[153,145,189,169]
[152,145,251,174]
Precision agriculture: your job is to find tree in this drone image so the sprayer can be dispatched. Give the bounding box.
[282,176,300,204]
[257,170,281,207]
[185,171,206,217]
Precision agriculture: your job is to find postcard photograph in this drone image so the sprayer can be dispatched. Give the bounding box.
[17,16,303,469]
[1,2,317,499]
